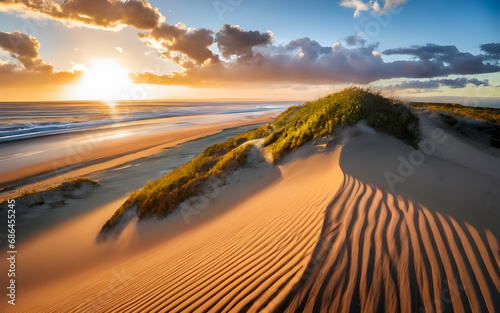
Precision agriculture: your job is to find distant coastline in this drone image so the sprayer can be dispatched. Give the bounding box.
[0,101,297,143]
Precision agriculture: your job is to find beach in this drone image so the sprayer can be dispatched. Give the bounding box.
[2,110,499,312]
[0,101,293,196]
[0,108,289,244]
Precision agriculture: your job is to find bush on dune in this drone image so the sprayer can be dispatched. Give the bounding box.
[263,87,420,162]
[100,125,272,232]
[411,102,500,124]
[100,87,421,233]
[1,177,99,211]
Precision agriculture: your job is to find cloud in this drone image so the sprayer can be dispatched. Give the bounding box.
[132,32,500,88]
[480,43,500,59]
[286,37,333,61]
[339,0,369,18]
[346,35,367,46]
[0,30,39,57]
[339,0,407,18]
[383,43,500,76]
[0,30,80,86]
[0,30,52,71]
[383,44,459,60]
[0,0,163,30]
[138,22,219,68]
[215,24,273,60]
[386,77,490,90]
[131,37,384,87]
[382,0,408,11]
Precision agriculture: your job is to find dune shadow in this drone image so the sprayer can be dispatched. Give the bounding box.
[95,149,285,246]
[279,173,500,312]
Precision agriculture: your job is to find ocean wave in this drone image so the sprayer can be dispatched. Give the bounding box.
[0,104,289,143]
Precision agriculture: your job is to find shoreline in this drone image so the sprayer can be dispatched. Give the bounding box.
[0,112,278,199]
[0,122,273,246]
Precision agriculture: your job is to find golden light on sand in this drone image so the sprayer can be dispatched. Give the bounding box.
[74,59,133,101]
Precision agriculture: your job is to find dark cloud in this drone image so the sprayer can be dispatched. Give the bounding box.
[132,38,500,88]
[0,30,52,71]
[346,35,367,46]
[0,30,38,58]
[480,43,500,60]
[383,44,459,61]
[0,31,80,86]
[215,24,273,60]
[0,0,162,30]
[131,39,386,86]
[453,78,490,87]
[387,78,490,90]
[139,23,219,68]
[480,43,500,55]
[286,37,333,61]
[382,43,500,77]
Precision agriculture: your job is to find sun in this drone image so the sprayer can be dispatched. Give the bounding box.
[73,59,133,101]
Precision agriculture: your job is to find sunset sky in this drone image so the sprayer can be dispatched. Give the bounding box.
[0,0,499,103]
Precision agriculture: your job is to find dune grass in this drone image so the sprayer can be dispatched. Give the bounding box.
[100,125,272,232]
[1,177,99,209]
[64,177,100,187]
[16,177,99,197]
[411,102,500,124]
[100,87,420,233]
[18,187,37,197]
[263,87,420,162]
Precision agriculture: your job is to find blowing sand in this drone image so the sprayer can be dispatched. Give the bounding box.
[2,120,499,312]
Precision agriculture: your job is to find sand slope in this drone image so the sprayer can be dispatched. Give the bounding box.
[280,173,500,313]
[6,124,500,313]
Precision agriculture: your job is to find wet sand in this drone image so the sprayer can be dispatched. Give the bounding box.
[0,111,277,197]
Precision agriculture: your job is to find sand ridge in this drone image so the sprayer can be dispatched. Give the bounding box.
[279,173,499,312]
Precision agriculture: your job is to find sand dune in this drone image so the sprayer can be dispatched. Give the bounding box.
[12,142,343,312]
[280,173,499,313]
[6,124,500,312]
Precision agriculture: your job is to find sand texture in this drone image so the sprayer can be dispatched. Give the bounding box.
[4,122,499,313]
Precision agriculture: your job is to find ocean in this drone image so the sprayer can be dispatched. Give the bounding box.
[0,101,297,143]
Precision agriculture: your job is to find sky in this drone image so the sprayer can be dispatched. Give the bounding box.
[0,0,499,104]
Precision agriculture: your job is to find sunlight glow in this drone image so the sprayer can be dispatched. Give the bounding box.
[74,59,133,101]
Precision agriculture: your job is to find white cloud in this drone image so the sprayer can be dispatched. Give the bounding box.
[339,0,408,18]
[372,1,383,13]
[383,0,408,11]
[71,62,86,71]
[339,0,369,18]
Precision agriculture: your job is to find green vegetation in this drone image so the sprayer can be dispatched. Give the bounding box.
[1,177,99,210]
[100,125,272,232]
[64,177,100,187]
[411,102,500,124]
[16,177,99,198]
[263,87,420,162]
[100,87,421,233]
